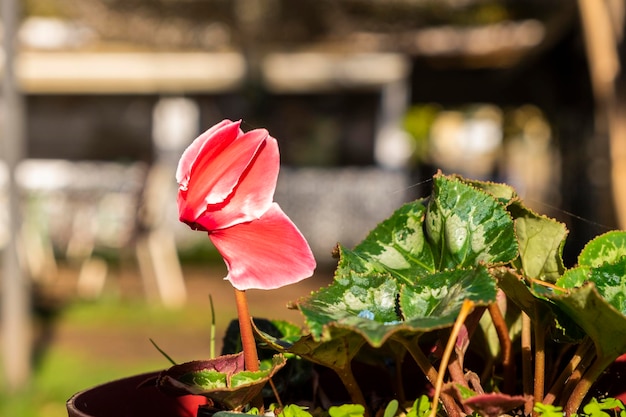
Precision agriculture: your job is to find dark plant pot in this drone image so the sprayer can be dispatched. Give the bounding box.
[596,353,626,404]
[66,371,207,417]
[615,354,626,403]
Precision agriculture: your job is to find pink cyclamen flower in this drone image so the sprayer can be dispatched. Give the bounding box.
[176,119,316,290]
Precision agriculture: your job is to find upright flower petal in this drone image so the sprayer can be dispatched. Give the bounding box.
[194,135,279,231]
[209,203,316,290]
[177,119,316,290]
[176,119,239,191]
[178,123,276,227]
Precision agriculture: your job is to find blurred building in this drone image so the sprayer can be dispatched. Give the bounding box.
[1,0,624,270]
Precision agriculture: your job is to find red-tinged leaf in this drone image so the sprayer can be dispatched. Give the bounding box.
[446,384,528,417]
[463,393,527,417]
[209,203,316,290]
[156,353,287,411]
[160,353,245,388]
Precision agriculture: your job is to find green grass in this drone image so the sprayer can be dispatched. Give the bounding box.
[59,295,222,329]
[1,349,161,417]
[0,295,228,417]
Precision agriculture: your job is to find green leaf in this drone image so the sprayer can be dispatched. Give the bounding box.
[557,231,626,315]
[400,266,498,324]
[454,384,477,401]
[407,395,434,417]
[533,403,564,417]
[183,369,227,389]
[278,404,314,417]
[293,174,520,349]
[510,202,567,282]
[587,262,626,313]
[298,255,401,345]
[496,269,544,320]
[457,176,518,205]
[578,230,626,268]
[426,174,518,270]
[495,268,587,343]
[346,200,435,284]
[230,370,270,388]
[384,400,399,417]
[329,404,366,417]
[595,397,625,411]
[558,267,590,288]
[548,283,626,359]
[255,324,366,373]
[264,320,306,346]
[582,398,624,417]
[297,262,498,347]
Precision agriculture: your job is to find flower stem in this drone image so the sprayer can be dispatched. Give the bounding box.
[234,288,259,372]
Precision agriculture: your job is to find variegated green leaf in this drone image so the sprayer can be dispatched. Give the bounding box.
[426,174,518,270]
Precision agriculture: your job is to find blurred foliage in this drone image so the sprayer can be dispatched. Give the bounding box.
[1,297,215,417]
[177,240,225,265]
[402,104,440,164]
[24,0,68,17]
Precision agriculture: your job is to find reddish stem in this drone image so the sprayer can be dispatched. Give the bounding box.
[488,302,515,393]
[543,339,593,405]
[335,367,370,416]
[521,313,533,402]
[234,288,259,372]
[397,337,462,417]
[533,313,546,417]
[448,353,469,389]
[564,354,614,416]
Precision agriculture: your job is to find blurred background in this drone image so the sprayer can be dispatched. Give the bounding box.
[1,0,625,415]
